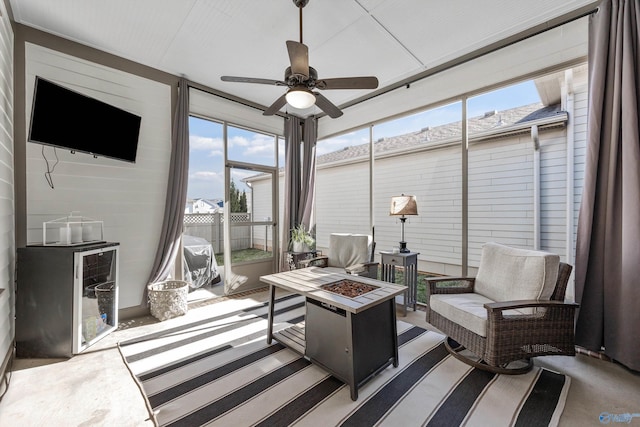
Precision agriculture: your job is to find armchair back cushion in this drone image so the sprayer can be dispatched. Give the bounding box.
[474,242,560,302]
[328,233,372,268]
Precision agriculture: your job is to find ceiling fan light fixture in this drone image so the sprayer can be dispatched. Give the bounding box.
[286,87,316,109]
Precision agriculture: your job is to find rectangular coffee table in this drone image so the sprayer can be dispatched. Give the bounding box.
[260,267,407,400]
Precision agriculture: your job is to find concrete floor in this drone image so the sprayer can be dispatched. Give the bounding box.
[1,286,639,426]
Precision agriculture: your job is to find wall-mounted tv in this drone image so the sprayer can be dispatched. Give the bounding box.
[28,77,142,163]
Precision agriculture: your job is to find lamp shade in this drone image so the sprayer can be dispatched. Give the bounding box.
[390,194,418,216]
[286,87,316,109]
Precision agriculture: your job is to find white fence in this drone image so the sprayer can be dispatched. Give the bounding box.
[183,213,251,253]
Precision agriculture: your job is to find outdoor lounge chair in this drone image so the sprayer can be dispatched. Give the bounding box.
[299,233,378,279]
[426,242,578,374]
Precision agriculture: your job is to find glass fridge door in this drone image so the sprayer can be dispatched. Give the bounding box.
[73,245,119,354]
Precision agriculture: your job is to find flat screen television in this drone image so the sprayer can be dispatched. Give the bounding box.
[28,77,142,163]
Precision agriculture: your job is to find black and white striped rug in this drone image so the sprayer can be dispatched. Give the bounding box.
[118,294,570,426]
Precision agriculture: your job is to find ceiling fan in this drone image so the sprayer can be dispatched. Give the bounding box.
[220,0,378,119]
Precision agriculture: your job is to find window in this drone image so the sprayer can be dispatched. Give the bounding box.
[315,128,371,247]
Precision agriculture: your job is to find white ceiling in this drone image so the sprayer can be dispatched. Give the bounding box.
[9,0,599,118]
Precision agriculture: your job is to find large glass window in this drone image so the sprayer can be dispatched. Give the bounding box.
[226,125,278,264]
[315,128,371,249]
[310,64,586,304]
[185,117,225,256]
[227,125,277,167]
[467,81,548,267]
[373,102,462,279]
[185,65,584,300]
[227,165,273,261]
[185,118,279,294]
[187,117,224,204]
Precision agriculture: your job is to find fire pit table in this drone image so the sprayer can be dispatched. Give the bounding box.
[260,267,407,400]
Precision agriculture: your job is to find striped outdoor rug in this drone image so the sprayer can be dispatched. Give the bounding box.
[118,294,570,427]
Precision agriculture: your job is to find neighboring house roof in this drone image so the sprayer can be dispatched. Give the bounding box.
[317,102,564,165]
[186,198,224,212]
[194,198,223,207]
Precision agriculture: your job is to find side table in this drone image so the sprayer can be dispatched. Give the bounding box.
[285,250,320,270]
[380,251,419,316]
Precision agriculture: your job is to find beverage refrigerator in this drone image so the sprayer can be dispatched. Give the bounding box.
[16,242,120,358]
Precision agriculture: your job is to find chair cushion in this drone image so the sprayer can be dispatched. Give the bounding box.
[328,233,371,268]
[430,293,528,337]
[474,242,559,303]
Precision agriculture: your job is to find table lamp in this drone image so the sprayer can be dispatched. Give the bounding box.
[389,194,418,253]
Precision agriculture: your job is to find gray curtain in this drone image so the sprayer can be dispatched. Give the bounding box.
[575,0,640,371]
[299,117,317,227]
[280,116,301,271]
[146,77,190,290]
[280,115,317,271]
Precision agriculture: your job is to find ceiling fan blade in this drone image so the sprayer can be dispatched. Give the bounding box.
[263,94,288,116]
[316,76,379,90]
[314,93,343,118]
[286,40,309,78]
[221,76,287,86]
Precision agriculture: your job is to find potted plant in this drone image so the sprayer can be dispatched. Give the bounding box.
[290,224,315,253]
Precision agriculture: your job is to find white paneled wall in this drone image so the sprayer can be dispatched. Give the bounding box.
[0,0,15,378]
[25,44,172,308]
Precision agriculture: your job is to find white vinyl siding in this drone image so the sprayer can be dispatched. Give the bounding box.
[249,174,274,250]
[0,0,15,378]
[468,135,535,265]
[540,133,570,253]
[572,79,589,254]
[25,44,172,308]
[374,145,462,270]
[315,160,370,249]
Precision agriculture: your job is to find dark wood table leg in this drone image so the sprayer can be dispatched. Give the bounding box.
[391,299,399,367]
[345,312,358,401]
[266,284,276,344]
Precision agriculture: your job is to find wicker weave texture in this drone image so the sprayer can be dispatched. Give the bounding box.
[426,261,577,370]
[148,280,189,321]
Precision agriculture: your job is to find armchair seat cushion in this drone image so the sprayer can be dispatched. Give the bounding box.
[430,293,528,337]
[344,263,367,275]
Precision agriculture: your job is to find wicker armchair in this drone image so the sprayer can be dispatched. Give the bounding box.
[299,233,378,279]
[426,242,578,374]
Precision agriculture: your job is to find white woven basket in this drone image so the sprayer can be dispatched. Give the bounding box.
[148,280,189,321]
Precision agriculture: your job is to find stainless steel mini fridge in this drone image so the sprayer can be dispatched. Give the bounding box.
[16,242,119,358]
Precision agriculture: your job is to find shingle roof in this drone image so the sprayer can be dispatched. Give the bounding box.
[317,102,564,165]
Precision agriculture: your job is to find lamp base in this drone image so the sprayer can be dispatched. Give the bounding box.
[399,241,410,253]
